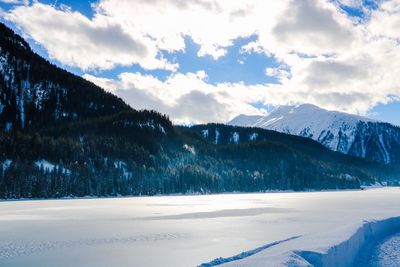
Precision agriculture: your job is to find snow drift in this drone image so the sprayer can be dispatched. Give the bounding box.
[217,216,400,267]
[296,216,400,267]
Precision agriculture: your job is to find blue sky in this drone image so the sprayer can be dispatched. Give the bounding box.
[1,0,400,125]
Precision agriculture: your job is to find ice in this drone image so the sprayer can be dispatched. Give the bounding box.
[0,188,399,267]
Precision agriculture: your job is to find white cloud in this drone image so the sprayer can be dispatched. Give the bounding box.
[265,66,290,82]
[84,71,266,124]
[5,3,177,70]
[368,0,400,39]
[4,0,400,122]
[0,0,28,5]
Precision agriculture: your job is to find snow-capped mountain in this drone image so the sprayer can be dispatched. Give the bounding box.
[229,104,400,165]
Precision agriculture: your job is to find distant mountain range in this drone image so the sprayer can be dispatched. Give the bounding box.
[0,22,398,199]
[229,104,400,165]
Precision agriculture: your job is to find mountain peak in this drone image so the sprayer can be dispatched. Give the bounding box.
[228,114,263,127]
[229,103,400,164]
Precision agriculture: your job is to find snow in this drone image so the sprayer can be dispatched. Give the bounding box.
[361,138,367,158]
[0,54,7,73]
[228,104,373,154]
[231,132,240,144]
[249,133,258,141]
[34,160,71,175]
[114,160,132,179]
[5,122,12,132]
[215,128,220,144]
[34,160,57,172]
[200,236,301,267]
[158,125,166,134]
[361,231,400,266]
[229,114,263,126]
[379,134,390,164]
[295,217,400,267]
[202,129,209,138]
[0,188,399,267]
[137,121,166,134]
[183,144,196,155]
[2,159,12,172]
[15,81,27,128]
[34,83,49,111]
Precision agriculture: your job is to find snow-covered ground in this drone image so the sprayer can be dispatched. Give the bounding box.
[0,188,399,267]
[356,231,400,267]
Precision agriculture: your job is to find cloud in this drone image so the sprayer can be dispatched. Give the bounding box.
[300,59,369,89]
[4,0,400,123]
[0,0,28,5]
[84,71,266,124]
[5,3,177,70]
[368,0,400,39]
[271,0,355,55]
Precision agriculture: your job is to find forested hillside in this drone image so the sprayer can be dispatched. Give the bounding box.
[0,22,129,131]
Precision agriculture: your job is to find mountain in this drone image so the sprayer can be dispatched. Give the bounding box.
[0,23,129,132]
[229,104,400,165]
[190,123,397,177]
[0,22,397,199]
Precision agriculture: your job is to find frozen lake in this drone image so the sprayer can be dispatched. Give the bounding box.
[0,188,399,267]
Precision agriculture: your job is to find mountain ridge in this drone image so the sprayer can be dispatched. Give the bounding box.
[229,104,400,165]
[0,22,129,132]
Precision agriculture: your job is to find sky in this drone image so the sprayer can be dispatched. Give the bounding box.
[1,0,400,125]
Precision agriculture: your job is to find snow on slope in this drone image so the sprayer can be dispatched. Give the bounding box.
[229,104,400,164]
[362,231,400,266]
[228,115,263,127]
[2,159,12,172]
[217,216,400,267]
[34,159,71,175]
[229,104,372,153]
[34,160,57,172]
